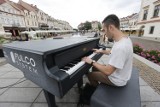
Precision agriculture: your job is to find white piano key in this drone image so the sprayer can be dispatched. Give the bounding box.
[65,48,102,75]
[60,69,68,72]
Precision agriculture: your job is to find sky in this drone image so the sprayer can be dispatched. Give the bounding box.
[11,0,141,28]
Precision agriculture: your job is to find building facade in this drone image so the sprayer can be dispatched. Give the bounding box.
[120,13,139,35]
[18,0,39,30]
[0,0,73,37]
[0,0,26,37]
[53,19,73,30]
[78,21,101,31]
[91,21,101,31]
[137,0,160,37]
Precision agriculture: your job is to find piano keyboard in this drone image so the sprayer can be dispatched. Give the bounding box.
[60,48,102,75]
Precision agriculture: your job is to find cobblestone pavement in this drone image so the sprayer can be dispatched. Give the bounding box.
[133,58,160,95]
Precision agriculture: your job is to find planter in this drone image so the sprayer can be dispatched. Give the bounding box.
[133,54,160,72]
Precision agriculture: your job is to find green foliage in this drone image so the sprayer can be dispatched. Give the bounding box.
[0,37,10,44]
[84,21,92,30]
[133,43,143,54]
[0,37,6,44]
[98,23,102,30]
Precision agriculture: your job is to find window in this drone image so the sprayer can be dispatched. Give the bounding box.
[27,20,29,25]
[3,7,5,11]
[12,19,15,24]
[153,5,160,17]
[143,10,148,20]
[10,19,13,24]
[1,18,4,24]
[149,26,154,34]
[7,18,9,24]
[8,9,10,13]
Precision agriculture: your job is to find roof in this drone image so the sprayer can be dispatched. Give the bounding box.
[120,13,139,21]
[18,0,38,12]
[0,0,6,5]
[0,0,22,12]
[6,0,23,11]
[12,3,29,11]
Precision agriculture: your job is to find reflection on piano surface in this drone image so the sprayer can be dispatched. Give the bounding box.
[2,37,103,107]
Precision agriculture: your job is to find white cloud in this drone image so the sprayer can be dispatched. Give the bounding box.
[10,0,141,28]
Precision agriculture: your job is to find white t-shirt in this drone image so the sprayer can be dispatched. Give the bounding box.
[108,37,133,86]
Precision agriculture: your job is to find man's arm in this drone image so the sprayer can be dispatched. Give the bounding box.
[82,57,116,76]
[92,62,116,76]
[93,49,111,55]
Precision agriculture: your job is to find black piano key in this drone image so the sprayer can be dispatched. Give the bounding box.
[64,66,70,68]
[72,61,79,64]
[75,59,81,62]
[66,63,76,67]
[61,67,69,70]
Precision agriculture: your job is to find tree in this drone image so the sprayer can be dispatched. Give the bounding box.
[98,23,102,30]
[84,21,92,30]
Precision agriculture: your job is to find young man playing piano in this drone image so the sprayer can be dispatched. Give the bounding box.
[82,14,133,87]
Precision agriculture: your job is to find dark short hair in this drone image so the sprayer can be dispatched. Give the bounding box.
[102,14,120,29]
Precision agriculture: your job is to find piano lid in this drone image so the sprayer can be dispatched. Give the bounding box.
[2,37,99,55]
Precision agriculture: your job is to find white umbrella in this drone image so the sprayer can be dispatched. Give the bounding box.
[0,31,12,36]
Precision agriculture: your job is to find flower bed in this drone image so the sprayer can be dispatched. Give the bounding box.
[133,43,160,66]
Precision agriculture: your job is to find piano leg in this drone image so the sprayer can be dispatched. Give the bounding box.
[77,78,83,93]
[43,89,57,107]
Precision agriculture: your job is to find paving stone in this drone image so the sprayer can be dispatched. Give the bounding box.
[56,88,79,103]
[0,88,8,95]
[13,80,39,88]
[31,103,48,107]
[2,64,14,68]
[32,103,89,107]
[97,59,105,64]
[139,77,148,86]
[83,77,89,83]
[0,79,20,87]
[11,68,22,72]
[0,70,10,77]
[32,103,78,107]
[140,86,160,102]
[0,67,14,73]
[0,103,31,107]
[35,88,79,103]
[0,88,42,102]
[57,103,78,107]
[141,102,160,107]
[0,72,24,79]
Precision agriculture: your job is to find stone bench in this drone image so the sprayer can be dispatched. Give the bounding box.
[90,67,141,107]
